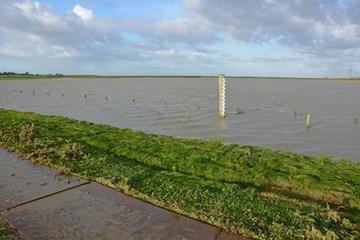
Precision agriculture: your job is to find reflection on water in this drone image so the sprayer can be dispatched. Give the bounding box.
[0,77,359,161]
[218,117,226,132]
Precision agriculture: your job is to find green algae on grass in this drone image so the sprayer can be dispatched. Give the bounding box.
[0,108,359,239]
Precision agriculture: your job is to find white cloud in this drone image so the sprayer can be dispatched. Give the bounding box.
[0,43,29,57]
[72,4,94,22]
[0,0,122,61]
[51,45,78,58]
[156,49,179,58]
[330,23,359,39]
[184,0,360,53]
[12,0,69,31]
[154,17,217,45]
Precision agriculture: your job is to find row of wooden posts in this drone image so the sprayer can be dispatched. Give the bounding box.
[3,77,359,128]
[218,74,359,128]
[4,88,126,102]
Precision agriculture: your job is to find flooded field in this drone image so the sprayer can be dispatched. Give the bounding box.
[0,77,359,161]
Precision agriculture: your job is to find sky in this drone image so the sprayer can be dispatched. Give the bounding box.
[0,0,359,77]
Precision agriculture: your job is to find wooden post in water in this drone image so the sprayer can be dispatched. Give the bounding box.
[306,114,311,128]
[218,74,226,118]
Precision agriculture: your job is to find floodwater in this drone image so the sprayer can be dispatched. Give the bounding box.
[0,77,359,161]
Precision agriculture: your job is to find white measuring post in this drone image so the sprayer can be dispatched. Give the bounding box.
[218,74,226,118]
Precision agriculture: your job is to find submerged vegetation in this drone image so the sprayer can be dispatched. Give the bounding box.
[0,108,359,239]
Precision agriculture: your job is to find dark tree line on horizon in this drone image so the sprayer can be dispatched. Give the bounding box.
[0,71,63,76]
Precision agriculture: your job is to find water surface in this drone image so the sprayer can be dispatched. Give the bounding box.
[1,77,359,161]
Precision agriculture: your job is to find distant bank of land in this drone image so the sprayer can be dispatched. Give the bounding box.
[0,74,204,79]
[0,72,359,81]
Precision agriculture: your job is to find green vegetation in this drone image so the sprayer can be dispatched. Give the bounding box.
[0,217,24,240]
[0,71,205,80]
[0,74,205,80]
[0,72,64,79]
[0,72,358,81]
[0,75,64,80]
[0,108,359,239]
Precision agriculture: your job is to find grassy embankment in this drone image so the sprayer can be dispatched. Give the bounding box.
[0,108,359,239]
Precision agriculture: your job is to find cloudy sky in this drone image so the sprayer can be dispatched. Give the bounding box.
[0,0,359,77]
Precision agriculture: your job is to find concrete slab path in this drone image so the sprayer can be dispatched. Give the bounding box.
[0,149,247,240]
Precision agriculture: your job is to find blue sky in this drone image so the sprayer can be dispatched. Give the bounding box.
[0,0,359,77]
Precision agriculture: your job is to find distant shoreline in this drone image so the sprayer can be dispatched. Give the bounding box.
[1,74,359,81]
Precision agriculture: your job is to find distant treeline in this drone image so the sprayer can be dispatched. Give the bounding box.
[0,73,205,79]
[0,72,64,76]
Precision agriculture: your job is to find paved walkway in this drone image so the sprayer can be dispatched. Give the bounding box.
[0,149,246,240]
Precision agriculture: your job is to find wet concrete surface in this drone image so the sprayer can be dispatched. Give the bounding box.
[0,150,88,211]
[0,149,246,239]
